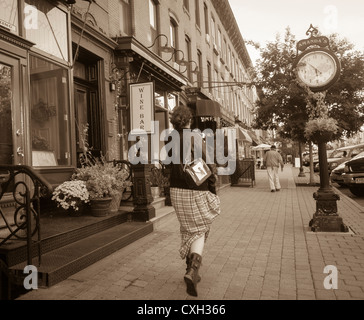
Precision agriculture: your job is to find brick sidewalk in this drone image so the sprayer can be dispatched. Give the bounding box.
[17,165,364,300]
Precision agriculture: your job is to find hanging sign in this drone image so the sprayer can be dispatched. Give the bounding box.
[129,81,155,134]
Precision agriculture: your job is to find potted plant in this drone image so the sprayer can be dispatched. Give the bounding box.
[305,117,339,144]
[149,166,169,199]
[51,180,90,216]
[72,158,132,216]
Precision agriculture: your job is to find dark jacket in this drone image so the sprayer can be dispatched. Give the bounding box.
[169,129,217,194]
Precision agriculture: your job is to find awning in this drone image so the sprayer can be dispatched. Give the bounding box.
[195,100,222,117]
[252,143,272,151]
[237,127,252,143]
[247,130,260,146]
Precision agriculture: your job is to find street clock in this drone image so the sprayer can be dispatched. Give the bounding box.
[294,47,340,92]
[293,25,341,92]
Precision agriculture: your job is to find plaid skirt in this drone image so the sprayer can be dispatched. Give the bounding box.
[170,188,221,259]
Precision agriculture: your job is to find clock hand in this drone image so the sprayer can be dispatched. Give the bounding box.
[306,62,322,75]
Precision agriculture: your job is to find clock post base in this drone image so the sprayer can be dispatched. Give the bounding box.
[309,190,348,232]
[310,141,348,233]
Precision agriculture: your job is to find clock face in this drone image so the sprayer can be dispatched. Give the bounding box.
[296,50,338,89]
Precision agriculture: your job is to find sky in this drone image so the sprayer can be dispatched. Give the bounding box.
[228,0,364,65]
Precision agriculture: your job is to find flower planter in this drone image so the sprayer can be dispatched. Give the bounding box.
[90,197,112,217]
[150,186,161,199]
[110,191,123,213]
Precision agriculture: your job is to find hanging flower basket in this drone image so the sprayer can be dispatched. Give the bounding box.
[310,130,334,144]
[305,117,338,143]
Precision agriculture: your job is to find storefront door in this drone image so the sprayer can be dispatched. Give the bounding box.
[0,54,23,166]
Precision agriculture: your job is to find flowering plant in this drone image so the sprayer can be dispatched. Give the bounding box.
[51,180,90,211]
[73,123,133,200]
[72,158,132,200]
[150,166,169,187]
[304,116,338,141]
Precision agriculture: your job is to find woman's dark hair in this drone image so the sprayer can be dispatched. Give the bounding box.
[170,105,193,131]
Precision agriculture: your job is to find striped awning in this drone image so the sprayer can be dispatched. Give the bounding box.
[247,130,260,146]
[237,127,252,143]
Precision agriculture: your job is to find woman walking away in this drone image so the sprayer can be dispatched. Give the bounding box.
[169,105,221,297]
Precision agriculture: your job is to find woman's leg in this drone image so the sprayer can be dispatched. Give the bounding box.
[190,235,205,255]
[184,235,204,297]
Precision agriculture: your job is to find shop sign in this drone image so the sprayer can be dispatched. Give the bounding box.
[129,82,155,134]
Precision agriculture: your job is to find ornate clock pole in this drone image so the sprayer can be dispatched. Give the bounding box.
[293,25,348,232]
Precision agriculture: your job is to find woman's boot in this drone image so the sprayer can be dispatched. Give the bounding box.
[186,255,201,282]
[184,252,202,297]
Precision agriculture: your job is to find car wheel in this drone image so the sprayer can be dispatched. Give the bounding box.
[349,186,364,197]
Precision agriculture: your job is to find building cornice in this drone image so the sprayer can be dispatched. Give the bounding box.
[211,0,254,70]
[0,28,35,51]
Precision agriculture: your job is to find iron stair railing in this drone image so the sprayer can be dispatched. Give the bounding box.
[0,165,53,267]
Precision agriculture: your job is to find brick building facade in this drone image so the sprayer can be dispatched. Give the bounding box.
[0,0,261,186]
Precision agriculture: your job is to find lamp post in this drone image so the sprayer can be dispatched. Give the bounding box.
[293,25,348,232]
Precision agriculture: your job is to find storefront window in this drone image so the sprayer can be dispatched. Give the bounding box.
[155,91,165,108]
[0,0,18,34]
[167,93,177,111]
[30,55,71,167]
[24,0,69,61]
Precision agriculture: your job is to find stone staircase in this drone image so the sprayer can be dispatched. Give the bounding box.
[1,197,175,291]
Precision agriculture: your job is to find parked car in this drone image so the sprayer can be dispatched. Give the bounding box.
[343,153,364,196]
[330,151,364,186]
[302,152,309,166]
[303,151,318,167]
[313,150,333,172]
[315,143,364,173]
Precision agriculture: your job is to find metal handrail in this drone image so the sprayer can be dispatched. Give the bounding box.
[0,165,53,266]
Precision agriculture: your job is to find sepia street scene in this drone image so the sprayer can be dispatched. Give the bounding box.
[1,0,364,307]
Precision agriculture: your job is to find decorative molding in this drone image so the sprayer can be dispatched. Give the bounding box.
[71,13,118,51]
[0,28,34,50]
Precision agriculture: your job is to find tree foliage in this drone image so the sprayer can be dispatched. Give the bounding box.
[250,27,364,142]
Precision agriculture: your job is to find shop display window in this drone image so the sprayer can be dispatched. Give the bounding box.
[30,55,71,167]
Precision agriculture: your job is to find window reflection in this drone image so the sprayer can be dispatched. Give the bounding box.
[167,93,177,111]
[119,0,131,35]
[155,91,164,109]
[0,0,18,34]
[0,63,13,164]
[30,56,71,166]
[25,0,68,61]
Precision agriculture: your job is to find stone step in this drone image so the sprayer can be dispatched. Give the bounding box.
[9,221,153,287]
[1,211,129,267]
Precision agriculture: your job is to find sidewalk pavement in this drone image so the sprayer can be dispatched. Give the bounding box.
[17,164,364,300]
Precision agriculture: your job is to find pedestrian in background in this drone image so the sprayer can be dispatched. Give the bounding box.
[263,145,284,192]
[169,105,221,297]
